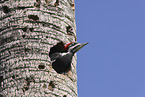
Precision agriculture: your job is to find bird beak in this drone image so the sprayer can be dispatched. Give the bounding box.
[73,42,89,53]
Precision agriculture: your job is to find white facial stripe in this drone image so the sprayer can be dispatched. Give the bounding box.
[68,43,80,52]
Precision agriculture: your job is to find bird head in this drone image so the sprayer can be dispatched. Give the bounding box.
[64,42,88,54]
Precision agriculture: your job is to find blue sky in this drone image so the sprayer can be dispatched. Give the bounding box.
[75,0,145,97]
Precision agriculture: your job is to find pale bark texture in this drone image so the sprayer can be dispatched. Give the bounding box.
[0,0,77,96]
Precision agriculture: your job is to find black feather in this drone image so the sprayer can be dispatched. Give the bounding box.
[51,52,73,73]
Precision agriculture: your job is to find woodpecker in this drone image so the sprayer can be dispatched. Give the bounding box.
[49,42,88,74]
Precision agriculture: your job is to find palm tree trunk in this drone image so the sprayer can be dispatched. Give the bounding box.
[0,0,77,96]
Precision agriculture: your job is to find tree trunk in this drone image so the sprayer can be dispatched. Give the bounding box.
[0,0,77,96]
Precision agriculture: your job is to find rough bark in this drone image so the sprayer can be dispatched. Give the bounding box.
[0,0,77,96]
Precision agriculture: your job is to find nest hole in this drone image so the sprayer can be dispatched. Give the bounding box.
[22,26,27,32]
[22,35,26,38]
[34,0,41,7]
[0,76,3,86]
[12,75,15,79]
[66,25,73,35]
[29,28,34,32]
[48,81,55,91]
[38,64,45,69]
[63,95,67,97]
[49,41,66,59]
[28,15,39,21]
[2,6,10,13]
[54,0,59,7]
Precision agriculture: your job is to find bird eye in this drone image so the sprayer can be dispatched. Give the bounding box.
[70,42,75,47]
[71,43,74,45]
[72,42,77,45]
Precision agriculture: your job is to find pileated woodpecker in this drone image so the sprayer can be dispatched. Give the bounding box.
[49,42,88,74]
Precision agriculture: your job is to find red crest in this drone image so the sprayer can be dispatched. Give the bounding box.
[64,42,73,51]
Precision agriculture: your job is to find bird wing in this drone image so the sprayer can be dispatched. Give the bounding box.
[52,52,73,73]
